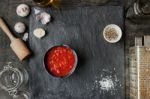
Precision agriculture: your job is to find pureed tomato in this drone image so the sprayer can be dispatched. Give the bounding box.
[45,46,76,77]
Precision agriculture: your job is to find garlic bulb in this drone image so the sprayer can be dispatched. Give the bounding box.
[16,4,30,17]
[14,22,26,33]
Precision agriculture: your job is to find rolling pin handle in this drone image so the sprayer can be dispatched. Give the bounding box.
[0,17,16,41]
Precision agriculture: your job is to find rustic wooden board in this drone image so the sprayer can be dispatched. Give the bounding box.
[29,6,124,99]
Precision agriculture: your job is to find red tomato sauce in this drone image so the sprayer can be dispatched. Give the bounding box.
[45,46,76,77]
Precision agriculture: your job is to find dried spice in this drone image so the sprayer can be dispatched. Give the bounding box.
[105,28,118,41]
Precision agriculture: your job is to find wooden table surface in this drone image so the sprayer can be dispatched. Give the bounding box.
[0,0,150,99]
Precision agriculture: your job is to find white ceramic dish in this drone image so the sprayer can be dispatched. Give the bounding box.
[103,24,122,43]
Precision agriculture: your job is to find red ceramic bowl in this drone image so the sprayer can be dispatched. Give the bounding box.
[44,45,78,78]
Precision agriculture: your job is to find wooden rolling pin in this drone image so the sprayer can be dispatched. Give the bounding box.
[0,17,31,61]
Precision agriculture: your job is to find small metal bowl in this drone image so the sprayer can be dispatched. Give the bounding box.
[44,45,78,78]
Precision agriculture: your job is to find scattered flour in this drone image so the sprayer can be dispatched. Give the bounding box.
[92,68,122,95]
[99,76,114,91]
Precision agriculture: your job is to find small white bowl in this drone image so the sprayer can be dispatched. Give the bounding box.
[103,24,122,43]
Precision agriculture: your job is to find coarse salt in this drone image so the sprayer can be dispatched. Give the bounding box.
[92,69,121,95]
[99,76,114,91]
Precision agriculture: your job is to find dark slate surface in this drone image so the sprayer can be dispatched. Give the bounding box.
[29,6,124,99]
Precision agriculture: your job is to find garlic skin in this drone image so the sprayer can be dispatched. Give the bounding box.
[36,12,51,25]
[22,33,29,41]
[34,8,41,15]
[33,28,46,39]
[14,22,26,33]
[16,4,30,17]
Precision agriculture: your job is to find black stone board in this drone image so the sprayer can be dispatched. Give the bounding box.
[29,6,124,99]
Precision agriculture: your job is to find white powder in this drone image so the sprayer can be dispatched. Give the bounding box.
[94,76,115,91]
[99,76,114,91]
[92,68,121,95]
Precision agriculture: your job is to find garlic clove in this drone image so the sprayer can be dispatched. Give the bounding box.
[33,28,46,39]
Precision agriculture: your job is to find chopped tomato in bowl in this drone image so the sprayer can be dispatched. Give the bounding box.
[44,45,78,78]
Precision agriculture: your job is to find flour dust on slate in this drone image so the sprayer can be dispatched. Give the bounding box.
[91,68,122,95]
